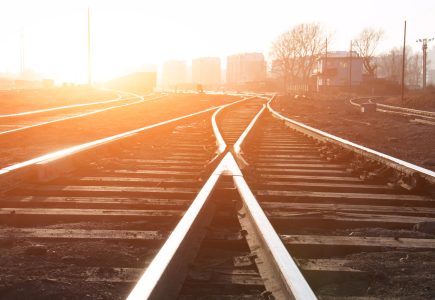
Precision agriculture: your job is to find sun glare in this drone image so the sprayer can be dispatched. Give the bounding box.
[0,0,434,84]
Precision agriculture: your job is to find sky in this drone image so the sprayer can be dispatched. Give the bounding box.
[0,0,434,83]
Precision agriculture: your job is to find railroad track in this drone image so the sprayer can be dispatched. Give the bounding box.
[1,94,434,299]
[350,97,435,125]
[0,96,270,299]
[0,91,126,118]
[243,99,435,299]
[0,91,161,135]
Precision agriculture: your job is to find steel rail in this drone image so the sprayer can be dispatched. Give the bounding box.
[0,92,141,118]
[128,108,316,300]
[0,93,163,136]
[350,97,435,120]
[127,153,232,300]
[349,97,367,107]
[127,95,315,299]
[0,97,243,178]
[233,104,266,154]
[211,96,255,154]
[232,95,317,300]
[375,108,435,122]
[127,95,259,299]
[233,168,316,300]
[374,102,435,117]
[268,97,435,184]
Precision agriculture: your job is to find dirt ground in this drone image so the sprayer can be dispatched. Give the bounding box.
[0,93,238,168]
[0,87,118,114]
[0,238,150,300]
[271,94,435,171]
[381,89,435,111]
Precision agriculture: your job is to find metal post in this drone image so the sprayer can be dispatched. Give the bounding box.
[416,53,420,86]
[416,37,434,90]
[349,40,352,90]
[88,7,92,86]
[423,41,427,89]
[20,32,25,75]
[325,38,328,88]
[401,21,406,104]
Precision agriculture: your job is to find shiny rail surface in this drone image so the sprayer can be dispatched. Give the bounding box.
[0,95,279,300]
[238,95,435,299]
[0,92,132,118]
[273,98,435,184]
[128,95,316,300]
[350,97,435,124]
[0,109,220,298]
[0,92,164,136]
[2,93,434,299]
[232,108,316,299]
[0,100,241,179]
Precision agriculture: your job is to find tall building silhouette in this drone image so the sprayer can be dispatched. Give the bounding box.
[162,60,187,87]
[192,57,221,87]
[226,53,266,84]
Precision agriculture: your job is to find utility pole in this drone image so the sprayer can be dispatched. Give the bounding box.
[349,40,353,90]
[416,37,434,89]
[415,53,420,86]
[324,37,328,88]
[401,21,406,104]
[20,32,25,75]
[88,7,92,86]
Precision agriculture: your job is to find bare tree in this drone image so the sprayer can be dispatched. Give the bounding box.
[270,30,298,91]
[377,46,421,87]
[353,28,384,77]
[378,48,401,82]
[293,23,328,81]
[270,23,327,91]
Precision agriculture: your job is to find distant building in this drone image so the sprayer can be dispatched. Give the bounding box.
[429,69,435,86]
[0,78,13,89]
[314,51,363,90]
[162,60,187,87]
[108,72,156,94]
[42,79,54,89]
[429,45,435,70]
[226,53,266,85]
[14,79,40,89]
[191,57,221,87]
[270,59,282,80]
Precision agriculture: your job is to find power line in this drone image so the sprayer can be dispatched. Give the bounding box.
[20,32,25,74]
[88,7,92,86]
[401,20,406,104]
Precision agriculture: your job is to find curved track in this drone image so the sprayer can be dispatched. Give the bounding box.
[350,97,435,125]
[0,91,162,135]
[0,92,126,118]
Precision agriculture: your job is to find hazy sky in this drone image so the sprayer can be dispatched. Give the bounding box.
[0,0,434,82]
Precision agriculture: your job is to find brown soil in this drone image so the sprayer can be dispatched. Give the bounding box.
[0,94,237,168]
[335,225,435,299]
[344,250,435,299]
[0,239,153,300]
[272,95,435,171]
[381,89,435,111]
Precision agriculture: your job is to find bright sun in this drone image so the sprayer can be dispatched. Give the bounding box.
[1,0,434,84]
